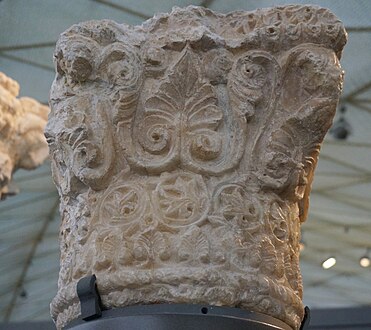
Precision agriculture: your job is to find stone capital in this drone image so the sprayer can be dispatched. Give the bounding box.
[47,5,346,329]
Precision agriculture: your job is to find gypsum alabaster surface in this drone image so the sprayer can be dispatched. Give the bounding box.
[0,72,49,198]
[46,5,346,330]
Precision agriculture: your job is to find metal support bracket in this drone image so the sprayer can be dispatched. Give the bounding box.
[300,306,311,330]
[76,274,102,321]
[74,278,310,330]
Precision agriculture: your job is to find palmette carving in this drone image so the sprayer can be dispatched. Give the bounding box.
[47,5,346,330]
[121,47,246,175]
[178,226,210,263]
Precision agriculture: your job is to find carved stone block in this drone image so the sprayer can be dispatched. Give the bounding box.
[0,72,49,198]
[46,5,346,329]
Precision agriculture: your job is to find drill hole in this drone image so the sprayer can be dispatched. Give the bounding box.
[201,307,208,314]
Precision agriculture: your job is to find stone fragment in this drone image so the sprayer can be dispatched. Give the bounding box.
[47,5,346,329]
[0,72,49,198]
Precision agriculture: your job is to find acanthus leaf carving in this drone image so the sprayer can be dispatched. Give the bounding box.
[269,201,288,242]
[46,95,114,191]
[132,230,170,266]
[178,225,209,263]
[94,230,132,271]
[98,42,143,124]
[48,6,346,330]
[252,44,343,223]
[259,237,278,275]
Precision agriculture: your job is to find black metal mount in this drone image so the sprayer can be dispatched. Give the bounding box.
[76,274,102,321]
[300,306,311,330]
[70,275,311,330]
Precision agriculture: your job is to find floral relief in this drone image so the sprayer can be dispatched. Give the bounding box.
[132,229,171,266]
[178,226,209,263]
[152,172,209,228]
[212,184,263,234]
[280,45,343,111]
[94,230,132,271]
[98,42,143,123]
[269,202,289,242]
[122,46,246,175]
[99,181,149,230]
[46,94,114,191]
[48,6,346,330]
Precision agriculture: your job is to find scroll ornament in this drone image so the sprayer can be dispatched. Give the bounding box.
[46,5,346,329]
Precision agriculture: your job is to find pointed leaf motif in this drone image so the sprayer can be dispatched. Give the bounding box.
[117,240,132,266]
[178,226,209,263]
[269,202,288,241]
[123,47,246,175]
[153,172,209,228]
[153,231,171,261]
[165,49,200,102]
[96,233,116,269]
[133,230,170,264]
[94,231,132,271]
[284,252,296,289]
[133,233,150,263]
[230,246,262,270]
[254,45,343,222]
[259,237,278,275]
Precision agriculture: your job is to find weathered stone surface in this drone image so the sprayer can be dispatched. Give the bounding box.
[47,5,346,329]
[0,72,49,198]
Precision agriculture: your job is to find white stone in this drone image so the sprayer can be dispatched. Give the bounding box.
[0,72,49,198]
[46,5,346,329]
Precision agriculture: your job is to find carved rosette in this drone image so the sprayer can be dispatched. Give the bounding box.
[47,5,346,330]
